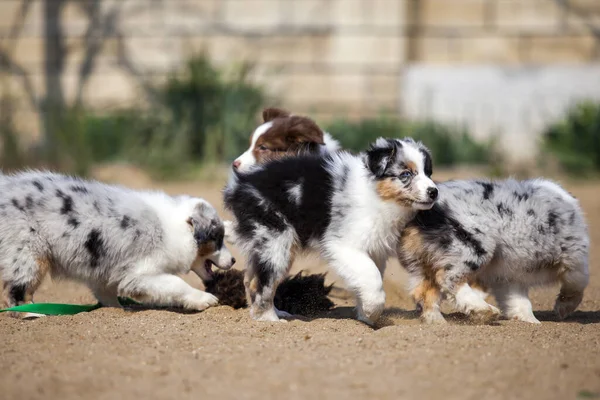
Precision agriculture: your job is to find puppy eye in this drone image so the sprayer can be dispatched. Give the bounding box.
[258,145,268,151]
[399,171,412,179]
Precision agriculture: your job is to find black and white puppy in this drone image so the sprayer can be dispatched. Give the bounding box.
[0,171,235,317]
[224,138,438,324]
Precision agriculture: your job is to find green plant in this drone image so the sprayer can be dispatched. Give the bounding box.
[542,101,600,175]
[325,116,495,167]
[0,90,27,171]
[162,55,266,163]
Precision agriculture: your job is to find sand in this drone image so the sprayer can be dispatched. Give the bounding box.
[1,166,599,400]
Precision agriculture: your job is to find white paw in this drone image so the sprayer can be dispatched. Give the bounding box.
[187,292,219,311]
[357,290,386,324]
[421,310,447,325]
[469,304,501,324]
[510,313,541,324]
[252,308,286,322]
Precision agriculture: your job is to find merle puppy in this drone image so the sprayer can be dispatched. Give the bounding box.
[0,170,235,318]
[398,179,589,324]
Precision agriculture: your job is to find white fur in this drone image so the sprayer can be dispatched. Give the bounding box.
[225,138,436,325]
[0,171,235,315]
[234,121,274,172]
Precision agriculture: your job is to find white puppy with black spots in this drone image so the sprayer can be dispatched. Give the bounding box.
[0,170,235,318]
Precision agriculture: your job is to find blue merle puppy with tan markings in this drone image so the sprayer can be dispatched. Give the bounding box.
[398,178,589,324]
[0,170,235,318]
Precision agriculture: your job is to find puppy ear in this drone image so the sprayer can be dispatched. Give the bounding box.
[285,116,325,146]
[187,216,207,244]
[419,145,433,177]
[365,139,399,178]
[263,107,290,122]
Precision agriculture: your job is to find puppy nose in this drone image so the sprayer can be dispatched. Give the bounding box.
[231,257,236,265]
[232,160,241,170]
[427,187,438,201]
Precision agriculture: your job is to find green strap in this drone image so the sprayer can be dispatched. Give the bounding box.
[0,297,140,316]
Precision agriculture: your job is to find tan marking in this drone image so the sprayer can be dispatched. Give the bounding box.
[400,226,424,256]
[405,161,417,173]
[34,256,52,288]
[376,178,413,206]
[469,277,488,296]
[197,242,216,257]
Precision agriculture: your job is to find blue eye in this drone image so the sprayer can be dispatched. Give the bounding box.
[399,171,412,179]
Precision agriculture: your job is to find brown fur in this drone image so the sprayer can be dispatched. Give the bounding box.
[401,227,497,324]
[252,108,325,165]
[203,269,335,316]
[376,179,413,206]
[262,107,290,122]
[197,242,216,257]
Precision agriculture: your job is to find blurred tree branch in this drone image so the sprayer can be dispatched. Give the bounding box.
[0,48,39,110]
[74,0,124,107]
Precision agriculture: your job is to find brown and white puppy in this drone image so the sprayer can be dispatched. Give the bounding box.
[232,108,340,172]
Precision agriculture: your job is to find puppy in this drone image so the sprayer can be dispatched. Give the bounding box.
[398,179,589,324]
[0,171,235,317]
[232,107,340,172]
[224,138,438,324]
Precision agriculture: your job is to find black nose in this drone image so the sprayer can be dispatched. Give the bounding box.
[231,257,236,265]
[427,187,438,201]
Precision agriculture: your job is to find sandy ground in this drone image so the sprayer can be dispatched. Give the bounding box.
[1,166,600,400]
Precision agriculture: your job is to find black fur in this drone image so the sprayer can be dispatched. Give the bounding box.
[419,147,433,177]
[120,215,132,230]
[465,261,480,271]
[548,211,560,234]
[84,229,106,267]
[25,195,34,210]
[56,189,74,215]
[8,283,26,303]
[365,139,401,179]
[203,269,334,316]
[11,198,24,212]
[496,203,513,218]
[68,217,80,228]
[478,182,494,200]
[412,202,487,258]
[70,185,89,194]
[225,155,334,246]
[32,180,44,192]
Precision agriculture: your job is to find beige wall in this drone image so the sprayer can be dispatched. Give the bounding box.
[0,0,599,139]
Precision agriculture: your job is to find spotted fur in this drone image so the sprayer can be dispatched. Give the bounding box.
[0,170,235,317]
[398,178,589,324]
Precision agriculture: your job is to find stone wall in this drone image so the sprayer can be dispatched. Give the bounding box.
[0,0,599,147]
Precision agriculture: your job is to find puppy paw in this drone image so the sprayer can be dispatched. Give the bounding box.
[421,310,447,325]
[554,292,583,320]
[186,292,219,311]
[253,309,286,322]
[510,314,541,324]
[357,291,386,326]
[469,304,501,324]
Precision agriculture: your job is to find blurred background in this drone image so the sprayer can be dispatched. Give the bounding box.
[0,0,599,180]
